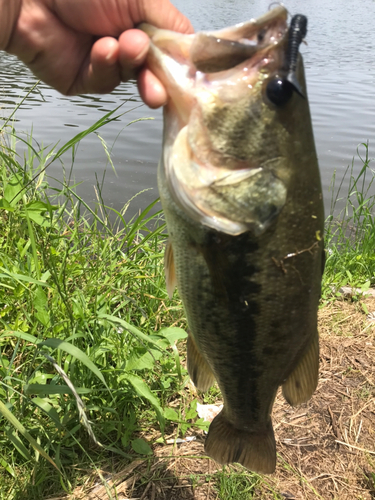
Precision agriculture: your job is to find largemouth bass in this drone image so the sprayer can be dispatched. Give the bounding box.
[141,6,324,473]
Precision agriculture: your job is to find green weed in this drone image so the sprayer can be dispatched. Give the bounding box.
[323,142,375,300]
[0,104,192,499]
[214,467,263,499]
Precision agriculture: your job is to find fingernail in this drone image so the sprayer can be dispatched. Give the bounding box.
[106,45,117,63]
[133,43,149,65]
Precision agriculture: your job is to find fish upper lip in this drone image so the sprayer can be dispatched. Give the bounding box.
[139,5,288,74]
[139,5,288,42]
[204,4,288,42]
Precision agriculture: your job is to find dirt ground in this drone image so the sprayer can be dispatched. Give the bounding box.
[50,297,375,500]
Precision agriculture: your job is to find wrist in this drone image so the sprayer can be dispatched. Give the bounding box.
[0,0,22,50]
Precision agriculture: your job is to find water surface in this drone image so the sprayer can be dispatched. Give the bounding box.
[1,0,374,218]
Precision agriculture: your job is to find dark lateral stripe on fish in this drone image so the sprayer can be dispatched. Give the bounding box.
[198,231,272,419]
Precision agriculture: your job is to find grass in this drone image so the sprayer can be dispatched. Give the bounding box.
[0,92,374,499]
[0,103,198,499]
[213,468,270,499]
[323,142,375,299]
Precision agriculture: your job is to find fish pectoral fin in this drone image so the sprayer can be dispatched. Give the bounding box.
[187,334,216,391]
[164,238,177,299]
[282,333,319,406]
[205,411,276,474]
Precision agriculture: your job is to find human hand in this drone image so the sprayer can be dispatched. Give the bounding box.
[2,0,193,107]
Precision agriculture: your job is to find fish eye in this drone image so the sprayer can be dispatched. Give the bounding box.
[266,77,294,106]
[257,29,266,43]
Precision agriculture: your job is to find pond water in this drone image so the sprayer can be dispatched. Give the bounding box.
[1,0,375,219]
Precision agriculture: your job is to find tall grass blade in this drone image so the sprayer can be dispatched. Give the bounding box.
[98,314,167,352]
[0,401,59,470]
[37,338,110,391]
[123,373,165,432]
[42,353,101,446]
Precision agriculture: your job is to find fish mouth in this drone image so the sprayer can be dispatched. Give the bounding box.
[140,7,296,236]
[140,5,288,78]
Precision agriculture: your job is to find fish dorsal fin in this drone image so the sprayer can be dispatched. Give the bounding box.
[282,332,319,406]
[164,238,177,299]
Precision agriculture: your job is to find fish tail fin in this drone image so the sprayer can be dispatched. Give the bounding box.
[205,410,276,473]
[187,334,216,391]
[164,238,177,299]
[282,332,319,406]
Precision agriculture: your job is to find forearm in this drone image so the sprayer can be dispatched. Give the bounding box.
[0,0,22,50]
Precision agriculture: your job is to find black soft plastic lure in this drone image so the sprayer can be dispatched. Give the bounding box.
[266,13,307,106]
[286,14,307,97]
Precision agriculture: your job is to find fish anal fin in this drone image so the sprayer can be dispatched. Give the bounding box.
[282,333,319,406]
[187,334,216,392]
[164,238,177,299]
[205,411,276,474]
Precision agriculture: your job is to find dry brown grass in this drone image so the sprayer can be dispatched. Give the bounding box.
[48,297,375,500]
[269,296,375,499]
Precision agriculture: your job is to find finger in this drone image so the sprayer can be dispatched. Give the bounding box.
[118,29,149,82]
[138,67,167,109]
[73,36,121,94]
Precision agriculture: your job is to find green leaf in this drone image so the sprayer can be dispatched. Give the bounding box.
[38,338,110,392]
[159,327,188,344]
[361,302,369,315]
[0,269,49,287]
[6,429,31,461]
[131,438,153,455]
[361,280,371,292]
[34,286,47,310]
[4,174,24,206]
[0,198,14,211]
[23,201,58,226]
[98,314,166,352]
[185,407,197,420]
[158,327,187,381]
[125,348,162,371]
[0,455,15,477]
[28,372,54,385]
[24,384,92,396]
[0,401,59,470]
[0,331,38,343]
[40,270,51,282]
[101,445,132,459]
[34,287,50,326]
[25,210,48,226]
[124,373,164,431]
[164,408,179,421]
[26,201,58,212]
[35,309,50,327]
[32,398,62,430]
[195,418,210,432]
[185,399,197,420]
